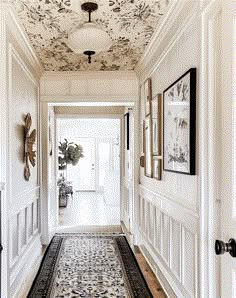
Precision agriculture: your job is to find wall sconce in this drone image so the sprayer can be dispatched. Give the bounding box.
[24,113,36,181]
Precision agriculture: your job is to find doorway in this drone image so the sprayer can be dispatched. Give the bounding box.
[57,118,121,227]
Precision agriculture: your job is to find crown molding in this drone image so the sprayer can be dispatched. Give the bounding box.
[0,3,44,77]
[135,0,200,82]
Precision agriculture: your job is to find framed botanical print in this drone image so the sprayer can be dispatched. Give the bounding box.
[152,93,162,156]
[144,78,152,116]
[144,115,153,177]
[153,156,162,180]
[163,68,196,175]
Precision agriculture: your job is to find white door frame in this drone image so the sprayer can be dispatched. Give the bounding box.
[47,112,124,231]
[199,0,222,296]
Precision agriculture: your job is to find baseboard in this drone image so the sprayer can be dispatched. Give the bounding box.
[120,221,134,248]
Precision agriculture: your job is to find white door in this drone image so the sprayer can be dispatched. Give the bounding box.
[67,138,95,191]
[216,1,236,296]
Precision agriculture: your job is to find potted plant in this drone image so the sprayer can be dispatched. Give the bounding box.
[58,139,84,207]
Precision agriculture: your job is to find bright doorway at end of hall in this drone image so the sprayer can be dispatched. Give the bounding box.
[57,118,121,227]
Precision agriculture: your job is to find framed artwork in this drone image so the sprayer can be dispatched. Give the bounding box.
[144,78,152,116]
[124,112,129,150]
[144,115,153,177]
[163,68,196,175]
[153,156,162,180]
[152,93,162,156]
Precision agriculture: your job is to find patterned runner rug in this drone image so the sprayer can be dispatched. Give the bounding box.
[27,234,153,297]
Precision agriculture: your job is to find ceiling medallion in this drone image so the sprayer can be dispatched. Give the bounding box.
[66,1,112,63]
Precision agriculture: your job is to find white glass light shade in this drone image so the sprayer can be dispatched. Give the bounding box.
[67,22,112,54]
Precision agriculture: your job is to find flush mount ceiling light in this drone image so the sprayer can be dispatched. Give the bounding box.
[67,1,112,63]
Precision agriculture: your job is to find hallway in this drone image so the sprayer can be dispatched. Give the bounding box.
[59,192,120,226]
[1,0,235,297]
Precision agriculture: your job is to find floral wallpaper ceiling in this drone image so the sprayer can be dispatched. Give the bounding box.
[13,0,171,71]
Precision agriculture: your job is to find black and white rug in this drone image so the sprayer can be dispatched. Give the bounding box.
[27,234,153,297]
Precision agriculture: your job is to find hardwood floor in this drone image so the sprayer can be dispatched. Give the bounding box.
[134,246,167,298]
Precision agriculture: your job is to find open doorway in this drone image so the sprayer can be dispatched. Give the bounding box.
[57,118,121,227]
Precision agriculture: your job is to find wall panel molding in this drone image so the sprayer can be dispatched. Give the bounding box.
[138,185,199,297]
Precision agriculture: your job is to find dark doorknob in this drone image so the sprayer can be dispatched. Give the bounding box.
[215,238,236,257]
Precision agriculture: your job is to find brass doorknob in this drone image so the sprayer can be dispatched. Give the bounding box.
[215,238,236,257]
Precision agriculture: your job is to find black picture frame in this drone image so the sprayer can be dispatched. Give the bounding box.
[124,112,129,150]
[163,68,196,175]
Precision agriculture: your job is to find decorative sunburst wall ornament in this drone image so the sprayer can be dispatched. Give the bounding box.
[24,113,36,181]
[12,0,171,71]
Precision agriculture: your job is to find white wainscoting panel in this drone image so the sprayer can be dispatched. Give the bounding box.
[137,185,199,297]
[9,187,40,290]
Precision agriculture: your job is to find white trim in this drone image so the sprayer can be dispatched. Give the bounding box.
[51,102,133,107]
[41,70,137,79]
[41,95,138,103]
[199,1,222,297]
[0,3,43,76]
[140,185,199,219]
[0,7,10,298]
[9,44,39,87]
[55,113,124,119]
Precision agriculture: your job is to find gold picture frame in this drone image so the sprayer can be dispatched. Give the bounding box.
[152,93,162,156]
[153,156,162,180]
[144,115,153,177]
[144,78,152,116]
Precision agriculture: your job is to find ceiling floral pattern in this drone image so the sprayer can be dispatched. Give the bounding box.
[12,0,171,71]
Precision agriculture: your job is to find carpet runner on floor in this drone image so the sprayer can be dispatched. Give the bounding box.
[27,233,153,297]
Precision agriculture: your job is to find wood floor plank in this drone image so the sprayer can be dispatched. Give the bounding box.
[134,247,167,298]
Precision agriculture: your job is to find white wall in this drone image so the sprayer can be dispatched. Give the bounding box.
[58,118,121,140]
[134,1,201,297]
[40,71,138,103]
[0,4,43,297]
